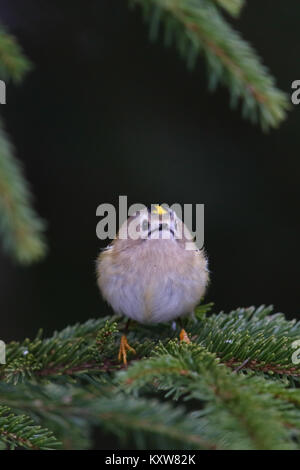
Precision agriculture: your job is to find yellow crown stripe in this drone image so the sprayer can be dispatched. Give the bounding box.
[152,205,167,215]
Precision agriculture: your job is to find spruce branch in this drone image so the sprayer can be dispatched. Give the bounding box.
[0,405,60,450]
[0,27,46,264]
[0,120,47,264]
[0,28,31,82]
[0,317,123,384]
[132,0,289,130]
[190,305,300,376]
[0,383,218,450]
[1,305,300,385]
[88,394,217,449]
[118,342,300,449]
[1,305,300,449]
[0,383,93,449]
[210,0,245,17]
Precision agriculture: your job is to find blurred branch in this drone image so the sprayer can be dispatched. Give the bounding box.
[119,342,300,450]
[0,121,47,264]
[0,27,46,264]
[0,405,60,450]
[210,0,245,17]
[0,28,31,82]
[131,0,290,130]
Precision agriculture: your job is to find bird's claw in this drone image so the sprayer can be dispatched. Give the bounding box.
[179,328,191,343]
[118,334,136,366]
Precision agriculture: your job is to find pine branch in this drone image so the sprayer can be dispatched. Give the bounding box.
[0,383,218,449]
[0,405,60,450]
[0,120,47,264]
[1,305,300,449]
[191,305,300,376]
[3,336,300,450]
[0,27,46,264]
[210,0,245,17]
[0,318,122,384]
[132,0,289,130]
[0,28,31,82]
[88,394,217,449]
[0,383,93,449]
[1,305,300,385]
[118,342,300,449]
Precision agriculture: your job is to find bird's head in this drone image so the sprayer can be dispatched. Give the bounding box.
[114,205,194,250]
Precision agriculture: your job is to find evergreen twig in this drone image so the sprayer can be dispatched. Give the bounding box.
[0,405,60,450]
[132,0,289,130]
[1,305,300,449]
[0,27,46,264]
[0,28,31,82]
[0,120,47,264]
[210,0,245,17]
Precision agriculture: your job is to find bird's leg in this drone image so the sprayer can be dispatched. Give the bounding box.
[118,336,136,365]
[118,319,136,366]
[178,318,191,344]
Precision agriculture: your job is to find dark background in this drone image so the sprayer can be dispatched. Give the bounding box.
[0,0,299,342]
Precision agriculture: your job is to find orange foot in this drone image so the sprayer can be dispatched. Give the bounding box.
[179,328,191,343]
[118,335,136,366]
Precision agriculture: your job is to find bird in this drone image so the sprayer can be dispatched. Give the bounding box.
[96,205,209,364]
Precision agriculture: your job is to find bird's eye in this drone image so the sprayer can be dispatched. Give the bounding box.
[142,219,149,231]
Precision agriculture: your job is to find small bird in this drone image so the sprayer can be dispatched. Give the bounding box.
[96,205,209,364]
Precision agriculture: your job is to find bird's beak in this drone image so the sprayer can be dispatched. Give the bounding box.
[148,220,175,239]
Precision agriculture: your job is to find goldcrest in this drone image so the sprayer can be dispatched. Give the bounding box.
[97,206,209,325]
